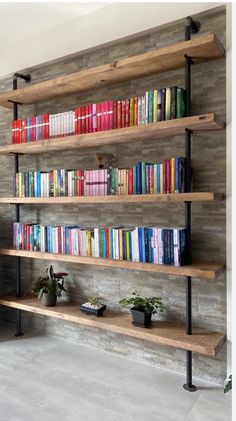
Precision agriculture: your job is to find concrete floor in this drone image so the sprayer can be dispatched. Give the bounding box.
[0,325,231,421]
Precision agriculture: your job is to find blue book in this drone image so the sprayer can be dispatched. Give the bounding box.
[138,227,143,262]
[170,229,174,265]
[132,165,136,194]
[180,229,186,265]
[149,227,154,263]
[157,164,161,194]
[37,171,41,197]
[175,158,179,193]
[163,229,168,264]
[144,228,149,262]
[110,229,113,259]
[136,162,142,194]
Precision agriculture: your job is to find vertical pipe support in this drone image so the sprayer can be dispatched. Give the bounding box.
[183,16,200,392]
[13,73,31,336]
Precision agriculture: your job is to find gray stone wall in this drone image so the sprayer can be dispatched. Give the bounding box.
[0,6,226,384]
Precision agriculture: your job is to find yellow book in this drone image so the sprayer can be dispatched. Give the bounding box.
[165,87,171,120]
[171,158,175,193]
[126,231,130,261]
[130,97,134,126]
[153,90,158,123]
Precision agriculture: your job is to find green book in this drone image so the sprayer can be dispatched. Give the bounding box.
[176,87,186,118]
[141,162,146,194]
[148,90,153,123]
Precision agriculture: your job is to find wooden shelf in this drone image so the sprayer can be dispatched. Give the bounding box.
[0,34,224,109]
[0,192,224,205]
[0,295,225,356]
[0,114,224,155]
[0,248,225,279]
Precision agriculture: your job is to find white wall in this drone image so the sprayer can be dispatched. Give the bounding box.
[0,2,221,78]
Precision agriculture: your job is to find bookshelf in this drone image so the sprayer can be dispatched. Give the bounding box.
[0,192,224,204]
[0,248,225,279]
[0,34,224,108]
[0,113,223,155]
[0,16,226,391]
[0,295,225,357]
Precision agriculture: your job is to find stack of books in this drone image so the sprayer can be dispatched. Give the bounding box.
[13,223,186,266]
[11,86,185,144]
[15,157,188,197]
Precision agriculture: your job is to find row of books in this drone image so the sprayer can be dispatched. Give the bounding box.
[11,86,186,144]
[13,223,186,266]
[15,158,187,198]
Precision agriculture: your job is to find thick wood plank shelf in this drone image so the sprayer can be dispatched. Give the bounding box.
[0,192,224,204]
[0,34,224,108]
[0,295,225,356]
[0,114,224,155]
[0,248,225,279]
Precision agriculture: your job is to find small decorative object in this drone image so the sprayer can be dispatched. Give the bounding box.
[119,292,165,328]
[28,265,68,307]
[224,374,232,393]
[80,296,106,317]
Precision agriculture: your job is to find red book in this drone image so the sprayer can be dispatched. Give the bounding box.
[117,100,122,129]
[121,100,126,128]
[104,101,109,131]
[81,106,85,134]
[146,165,150,194]
[150,165,154,194]
[128,168,133,194]
[163,160,168,194]
[101,102,105,131]
[109,100,114,130]
[21,119,27,143]
[12,121,16,144]
[113,101,117,129]
[26,225,30,250]
[125,99,130,127]
[92,103,97,132]
[166,160,171,194]
[80,169,84,196]
[17,120,22,143]
[105,227,109,258]
[89,104,93,133]
[85,105,89,134]
[30,116,36,141]
[97,103,101,132]
[75,107,80,134]
[45,113,50,139]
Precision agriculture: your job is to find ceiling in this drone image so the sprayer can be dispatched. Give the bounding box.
[0,3,108,50]
[0,2,223,79]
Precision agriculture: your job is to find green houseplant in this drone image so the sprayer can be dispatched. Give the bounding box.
[28,265,68,307]
[119,292,165,328]
[80,295,106,317]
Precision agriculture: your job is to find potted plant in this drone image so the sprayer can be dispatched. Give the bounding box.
[28,265,68,307]
[80,296,106,317]
[119,292,165,328]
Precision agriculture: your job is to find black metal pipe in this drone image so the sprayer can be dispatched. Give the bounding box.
[13,74,27,337]
[183,16,197,392]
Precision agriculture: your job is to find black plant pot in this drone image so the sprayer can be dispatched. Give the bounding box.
[80,304,107,317]
[131,308,152,328]
[41,292,57,307]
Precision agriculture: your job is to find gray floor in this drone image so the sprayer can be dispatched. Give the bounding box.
[0,325,231,421]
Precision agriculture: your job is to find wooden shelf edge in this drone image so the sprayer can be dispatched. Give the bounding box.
[0,295,226,356]
[0,248,225,279]
[0,192,225,204]
[0,114,225,155]
[0,34,225,109]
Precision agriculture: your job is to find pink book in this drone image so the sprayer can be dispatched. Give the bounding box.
[104,169,107,195]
